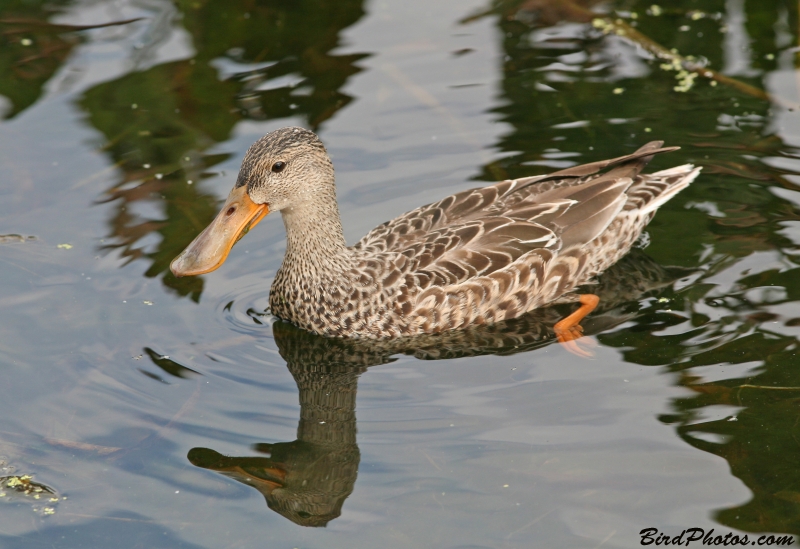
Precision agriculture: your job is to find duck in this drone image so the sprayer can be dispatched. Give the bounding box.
[170,127,700,347]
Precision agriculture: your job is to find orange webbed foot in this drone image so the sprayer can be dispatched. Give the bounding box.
[553,294,600,358]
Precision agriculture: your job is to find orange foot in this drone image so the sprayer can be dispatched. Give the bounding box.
[553,294,600,358]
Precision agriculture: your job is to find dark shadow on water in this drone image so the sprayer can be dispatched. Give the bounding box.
[188,251,691,526]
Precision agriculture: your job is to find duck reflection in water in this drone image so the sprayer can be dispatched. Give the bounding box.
[188,335,363,528]
[187,250,690,527]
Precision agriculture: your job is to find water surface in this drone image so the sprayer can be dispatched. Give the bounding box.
[1,0,799,547]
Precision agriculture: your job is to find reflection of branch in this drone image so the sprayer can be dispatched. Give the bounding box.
[459,0,599,26]
[13,42,72,67]
[737,384,800,390]
[0,17,144,33]
[596,18,788,106]
[461,0,798,108]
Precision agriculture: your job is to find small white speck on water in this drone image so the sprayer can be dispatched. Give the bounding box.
[175,491,180,494]
[122,300,126,303]
[624,379,629,382]
[319,421,326,424]
[20,38,32,46]
[143,300,153,305]
[187,180,193,185]
[131,103,138,109]
[613,87,624,94]
[503,484,509,488]
[728,416,738,422]
[450,424,454,427]
[143,163,150,169]
[155,173,163,180]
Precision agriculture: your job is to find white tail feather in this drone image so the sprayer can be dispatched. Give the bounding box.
[638,165,701,215]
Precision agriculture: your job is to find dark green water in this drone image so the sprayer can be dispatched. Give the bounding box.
[1,0,799,547]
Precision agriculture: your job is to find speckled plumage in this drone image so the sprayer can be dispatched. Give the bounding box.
[232,127,701,338]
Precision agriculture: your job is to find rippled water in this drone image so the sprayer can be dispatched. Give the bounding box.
[1,0,800,547]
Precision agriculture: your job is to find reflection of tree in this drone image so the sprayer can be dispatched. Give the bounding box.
[0,0,90,118]
[464,0,787,188]
[0,1,78,119]
[595,197,800,537]
[673,376,800,535]
[76,0,368,298]
[176,0,368,129]
[462,0,800,538]
[596,261,800,535]
[0,0,369,299]
[186,252,689,526]
[0,3,148,120]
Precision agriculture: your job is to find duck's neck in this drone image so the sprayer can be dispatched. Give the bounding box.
[279,193,351,280]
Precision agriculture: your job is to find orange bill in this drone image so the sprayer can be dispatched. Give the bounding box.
[170,185,269,277]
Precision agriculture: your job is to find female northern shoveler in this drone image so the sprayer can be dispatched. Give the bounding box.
[170,127,700,348]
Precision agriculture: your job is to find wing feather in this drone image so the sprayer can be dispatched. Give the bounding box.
[350,142,693,324]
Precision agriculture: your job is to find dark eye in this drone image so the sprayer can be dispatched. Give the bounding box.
[271,161,286,173]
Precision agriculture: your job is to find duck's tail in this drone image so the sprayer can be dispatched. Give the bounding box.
[624,164,702,215]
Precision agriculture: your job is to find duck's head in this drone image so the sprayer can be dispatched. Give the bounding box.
[170,127,333,277]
